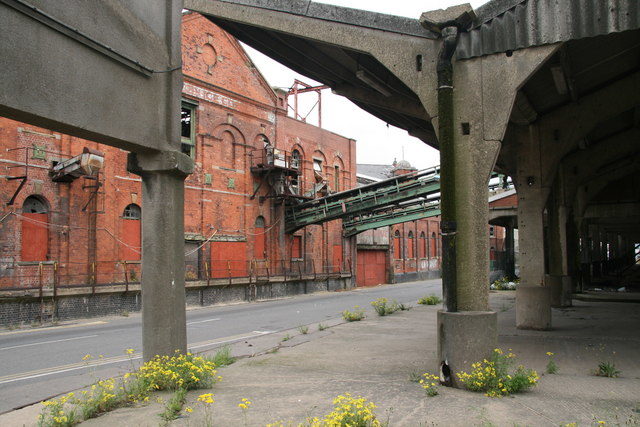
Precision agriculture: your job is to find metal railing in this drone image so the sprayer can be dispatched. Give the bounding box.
[0,257,352,292]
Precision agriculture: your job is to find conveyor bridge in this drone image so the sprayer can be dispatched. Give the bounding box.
[285,167,442,235]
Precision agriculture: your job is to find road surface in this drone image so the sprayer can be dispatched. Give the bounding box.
[0,279,441,413]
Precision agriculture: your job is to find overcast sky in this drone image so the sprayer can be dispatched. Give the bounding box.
[242,0,488,170]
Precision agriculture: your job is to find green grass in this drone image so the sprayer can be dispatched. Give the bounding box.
[207,345,235,367]
[418,295,442,305]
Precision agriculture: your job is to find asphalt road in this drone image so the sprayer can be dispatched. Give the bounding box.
[0,279,441,413]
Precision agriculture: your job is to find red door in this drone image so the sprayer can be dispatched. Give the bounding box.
[121,219,141,261]
[211,241,247,278]
[21,213,48,261]
[356,250,387,287]
[332,245,343,272]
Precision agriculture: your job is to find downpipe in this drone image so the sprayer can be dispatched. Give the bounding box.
[437,26,459,313]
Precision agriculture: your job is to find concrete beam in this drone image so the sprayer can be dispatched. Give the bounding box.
[0,0,182,153]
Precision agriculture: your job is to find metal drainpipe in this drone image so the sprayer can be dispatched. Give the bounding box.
[437,25,459,313]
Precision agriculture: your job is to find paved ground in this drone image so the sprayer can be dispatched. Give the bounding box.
[2,289,639,426]
[0,279,439,413]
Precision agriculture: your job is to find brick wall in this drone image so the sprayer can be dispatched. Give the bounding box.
[0,13,356,322]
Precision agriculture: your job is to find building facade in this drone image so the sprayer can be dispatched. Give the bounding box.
[0,13,355,324]
[355,160,510,286]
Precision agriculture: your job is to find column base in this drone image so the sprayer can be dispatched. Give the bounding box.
[437,310,497,389]
[545,274,573,307]
[516,285,551,330]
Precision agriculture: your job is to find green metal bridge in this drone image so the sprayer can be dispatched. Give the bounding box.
[285,167,442,236]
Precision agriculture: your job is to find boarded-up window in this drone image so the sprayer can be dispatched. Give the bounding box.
[210,241,247,278]
[254,216,266,259]
[21,196,48,261]
[292,235,302,259]
[121,204,141,261]
[332,244,343,272]
[419,231,427,258]
[407,231,415,259]
[431,232,438,259]
[393,230,402,260]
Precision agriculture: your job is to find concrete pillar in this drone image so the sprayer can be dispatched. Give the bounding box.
[546,180,572,307]
[128,151,193,361]
[514,125,552,329]
[504,219,516,279]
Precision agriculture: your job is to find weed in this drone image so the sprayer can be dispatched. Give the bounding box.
[120,310,129,317]
[318,323,328,331]
[342,306,365,322]
[298,325,309,334]
[196,393,215,427]
[456,348,539,397]
[282,334,292,342]
[596,361,620,378]
[418,295,441,305]
[490,276,519,290]
[545,352,558,374]
[207,345,235,367]
[160,388,187,422]
[267,393,382,427]
[397,303,412,311]
[370,297,400,316]
[419,373,440,397]
[408,371,422,383]
[38,350,220,426]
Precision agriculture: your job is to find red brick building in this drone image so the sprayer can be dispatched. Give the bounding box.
[0,13,355,323]
[355,160,511,286]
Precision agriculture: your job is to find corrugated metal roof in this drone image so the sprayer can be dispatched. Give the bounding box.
[457,0,640,59]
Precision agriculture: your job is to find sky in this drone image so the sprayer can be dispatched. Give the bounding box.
[242,0,488,170]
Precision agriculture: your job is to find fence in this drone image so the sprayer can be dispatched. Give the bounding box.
[0,257,352,292]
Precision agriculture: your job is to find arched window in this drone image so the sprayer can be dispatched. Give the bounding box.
[419,231,427,259]
[255,216,266,259]
[21,196,49,261]
[291,149,301,170]
[393,230,402,260]
[334,164,340,192]
[407,231,415,259]
[290,149,302,194]
[123,204,141,220]
[121,204,141,261]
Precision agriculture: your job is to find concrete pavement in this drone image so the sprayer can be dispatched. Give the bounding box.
[2,290,639,426]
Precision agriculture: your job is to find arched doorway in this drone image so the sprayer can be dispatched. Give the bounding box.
[21,195,49,261]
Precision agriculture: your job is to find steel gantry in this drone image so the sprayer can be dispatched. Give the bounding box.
[285,166,441,234]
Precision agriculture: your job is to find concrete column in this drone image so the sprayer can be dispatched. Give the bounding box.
[128,151,193,361]
[546,180,572,307]
[504,219,516,279]
[515,125,551,330]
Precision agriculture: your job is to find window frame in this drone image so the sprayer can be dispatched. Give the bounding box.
[181,100,197,158]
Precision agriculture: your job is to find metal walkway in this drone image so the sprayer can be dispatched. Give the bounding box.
[285,166,441,234]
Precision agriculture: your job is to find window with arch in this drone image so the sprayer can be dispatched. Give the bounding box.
[291,149,301,170]
[21,195,49,261]
[123,204,141,220]
[393,230,402,260]
[121,204,141,261]
[254,216,266,259]
[419,231,427,259]
[334,164,340,192]
[407,231,415,259]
